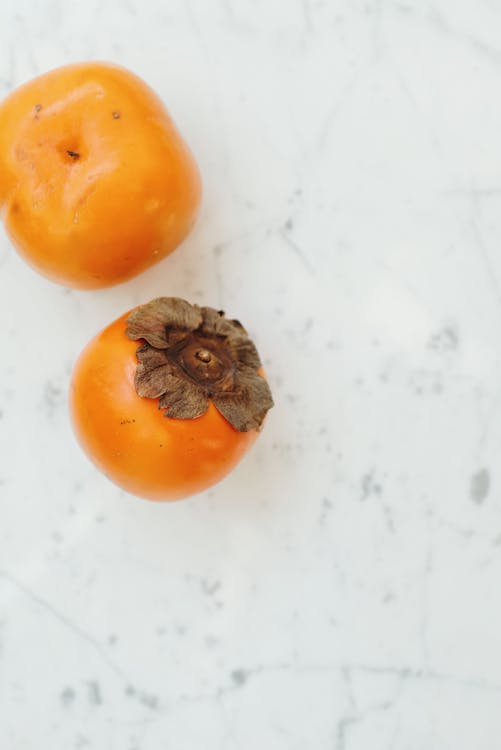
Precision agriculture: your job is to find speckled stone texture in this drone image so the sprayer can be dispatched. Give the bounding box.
[1,1,501,748]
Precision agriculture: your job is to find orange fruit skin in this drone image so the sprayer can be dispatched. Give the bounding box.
[0,62,201,288]
[70,313,259,501]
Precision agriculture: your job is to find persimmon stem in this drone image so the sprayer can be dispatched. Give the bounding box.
[195,349,212,363]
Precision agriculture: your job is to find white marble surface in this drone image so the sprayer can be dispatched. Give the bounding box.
[1,0,501,747]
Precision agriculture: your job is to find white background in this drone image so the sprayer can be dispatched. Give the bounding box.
[1,1,501,748]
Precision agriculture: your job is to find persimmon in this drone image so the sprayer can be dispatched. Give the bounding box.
[0,62,201,288]
[70,298,274,500]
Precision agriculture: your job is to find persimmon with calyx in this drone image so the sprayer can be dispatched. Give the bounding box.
[70,298,274,500]
[0,62,201,288]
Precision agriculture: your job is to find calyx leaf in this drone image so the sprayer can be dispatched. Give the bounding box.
[125,298,273,432]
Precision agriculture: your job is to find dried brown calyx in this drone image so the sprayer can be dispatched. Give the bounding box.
[125,298,274,431]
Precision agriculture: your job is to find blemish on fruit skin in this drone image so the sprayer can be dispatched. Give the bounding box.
[112,110,121,119]
[146,198,160,213]
[15,146,27,161]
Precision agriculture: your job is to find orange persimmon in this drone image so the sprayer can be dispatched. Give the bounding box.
[70,298,273,500]
[0,62,201,288]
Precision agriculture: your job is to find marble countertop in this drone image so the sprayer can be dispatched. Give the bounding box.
[2,1,501,748]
